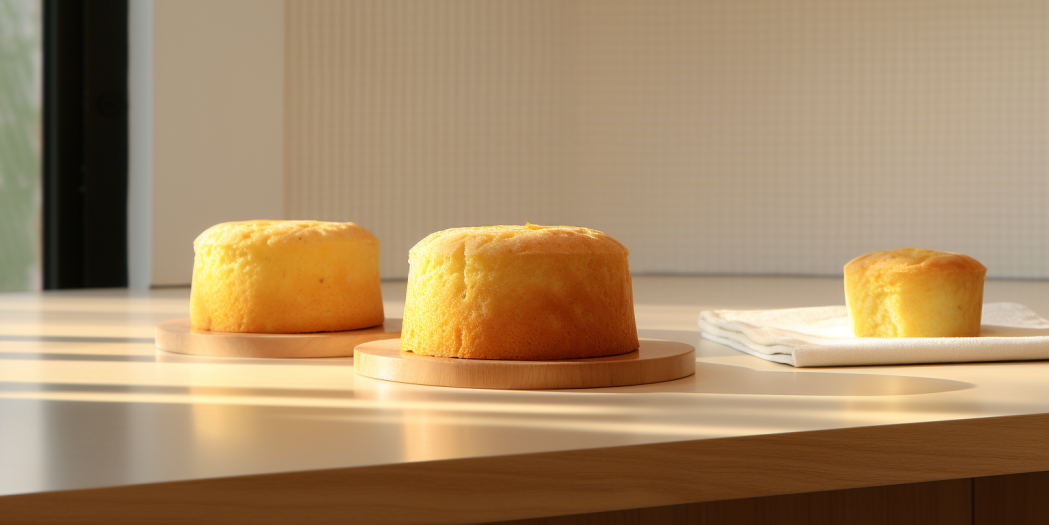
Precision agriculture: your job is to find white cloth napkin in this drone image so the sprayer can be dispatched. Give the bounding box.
[698,302,1049,367]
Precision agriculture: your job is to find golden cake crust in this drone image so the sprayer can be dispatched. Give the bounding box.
[402,224,639,360]
[190,220,384,333]
[410,224,630,258]
[844,248,987,338]
[193,220,378,248]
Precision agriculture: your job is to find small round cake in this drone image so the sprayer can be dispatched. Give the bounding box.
[402,224,639,360]
[844,248,987,338]
[190,220,384,333]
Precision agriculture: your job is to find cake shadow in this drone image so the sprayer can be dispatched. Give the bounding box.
[566,362,973,397]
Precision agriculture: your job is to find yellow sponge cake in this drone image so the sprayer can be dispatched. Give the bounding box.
[402,224,639,360]
[844,248,986,338]
[190,220,384,333]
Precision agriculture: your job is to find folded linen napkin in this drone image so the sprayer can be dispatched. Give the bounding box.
[698,302,1049,367]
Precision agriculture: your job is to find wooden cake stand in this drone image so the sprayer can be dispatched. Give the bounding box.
[155,318,401,358]
[353,338,695,390]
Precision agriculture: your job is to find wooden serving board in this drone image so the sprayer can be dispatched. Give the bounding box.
[155,318,401,358]
[353,338,695,390]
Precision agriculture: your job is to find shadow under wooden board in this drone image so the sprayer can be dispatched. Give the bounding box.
[155,318,401,358]
[354,338,695,390]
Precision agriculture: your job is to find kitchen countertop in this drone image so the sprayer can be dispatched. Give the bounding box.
[2,276,1049,523]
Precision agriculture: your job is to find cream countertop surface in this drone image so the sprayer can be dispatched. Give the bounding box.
[1,276,1048,498]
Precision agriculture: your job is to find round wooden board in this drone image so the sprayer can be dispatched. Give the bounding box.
[155,318,401,358]
[353,338,695,390]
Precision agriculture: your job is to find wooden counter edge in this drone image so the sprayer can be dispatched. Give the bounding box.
[3,413,1048,525]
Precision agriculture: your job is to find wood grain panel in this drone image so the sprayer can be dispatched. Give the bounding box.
[154,317,400,358]
[353,338,695,389]
[492,479,972,525]
[2,414,1046,524]
[975,471,1049,525]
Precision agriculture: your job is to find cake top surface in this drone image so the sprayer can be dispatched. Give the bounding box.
[409,224,629,258]
[845,248,987,276]
[194,220,377,250]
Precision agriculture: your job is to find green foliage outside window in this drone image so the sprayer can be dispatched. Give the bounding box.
[0,0,41,291]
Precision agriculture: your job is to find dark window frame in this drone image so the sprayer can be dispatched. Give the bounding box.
[42,0,129,289]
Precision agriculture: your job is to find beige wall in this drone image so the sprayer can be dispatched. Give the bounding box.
[149,0,284,286]
[147,1,1047,282]
[572,0,1048,277]
[284,0,577,278]
[284,0,1048,279]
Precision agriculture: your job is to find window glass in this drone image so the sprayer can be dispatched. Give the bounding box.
[0,0,42,291]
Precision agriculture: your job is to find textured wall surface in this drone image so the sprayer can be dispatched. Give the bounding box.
[285,0,575,278]
[573,0,1048,278]
[285,0,1047,279]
